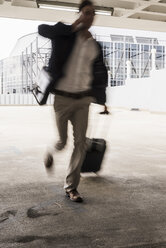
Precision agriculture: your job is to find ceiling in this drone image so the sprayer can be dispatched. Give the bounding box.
[1,0,166,32]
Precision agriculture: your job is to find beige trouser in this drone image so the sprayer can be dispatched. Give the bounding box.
[54,94,93,192]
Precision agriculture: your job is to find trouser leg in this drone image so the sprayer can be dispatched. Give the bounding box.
[53,95,69,150]
[64,97,92,192]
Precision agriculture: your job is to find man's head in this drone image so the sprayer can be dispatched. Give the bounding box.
[79,0,95,29]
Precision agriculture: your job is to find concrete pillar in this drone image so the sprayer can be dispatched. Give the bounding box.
[126,60,131,79]
[107,70,111,87]
[151,48,156,71]
[30,42,33,89]
[36,37,38,78]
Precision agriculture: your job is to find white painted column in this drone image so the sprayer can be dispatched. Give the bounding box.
[107,70,111,87]
[36,37,38,78]
[151,48,156,71]
[126,60,131,79]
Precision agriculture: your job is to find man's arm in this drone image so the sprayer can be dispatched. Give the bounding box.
[38,22,73,39]
[38,16,85,39]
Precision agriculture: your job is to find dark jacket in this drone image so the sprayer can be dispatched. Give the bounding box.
[38,22,108,105]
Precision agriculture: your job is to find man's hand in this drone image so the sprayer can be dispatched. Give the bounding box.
[72,14,85,32]
[72,15,92,40]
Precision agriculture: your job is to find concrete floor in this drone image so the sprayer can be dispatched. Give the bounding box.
[0,105,166,248]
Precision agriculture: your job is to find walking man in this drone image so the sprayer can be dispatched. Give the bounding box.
[38,0,108,202]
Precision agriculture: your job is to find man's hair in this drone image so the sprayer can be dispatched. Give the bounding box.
[79,0,93,12]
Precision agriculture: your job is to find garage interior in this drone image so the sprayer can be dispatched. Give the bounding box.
[0,1,166,248]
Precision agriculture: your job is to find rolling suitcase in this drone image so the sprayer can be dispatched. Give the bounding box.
[81,137,106,173]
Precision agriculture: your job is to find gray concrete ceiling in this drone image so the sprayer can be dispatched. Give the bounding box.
[1,0,166,32]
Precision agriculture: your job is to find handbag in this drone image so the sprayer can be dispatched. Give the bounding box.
[32,66,53,105]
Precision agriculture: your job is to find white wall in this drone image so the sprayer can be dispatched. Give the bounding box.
[1,68,166,113]
[150,69,166,112]
[107,69,166,113]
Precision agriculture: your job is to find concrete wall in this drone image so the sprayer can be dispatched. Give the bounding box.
[1,68,166,113]
[150,69,166,112]
[107,68,166,113]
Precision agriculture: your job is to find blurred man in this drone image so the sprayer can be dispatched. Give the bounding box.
[38,0,108,202]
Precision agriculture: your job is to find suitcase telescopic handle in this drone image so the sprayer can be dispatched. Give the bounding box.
[87,104,109,140]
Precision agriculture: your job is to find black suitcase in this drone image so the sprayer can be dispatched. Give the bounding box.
[81,138,106,173]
